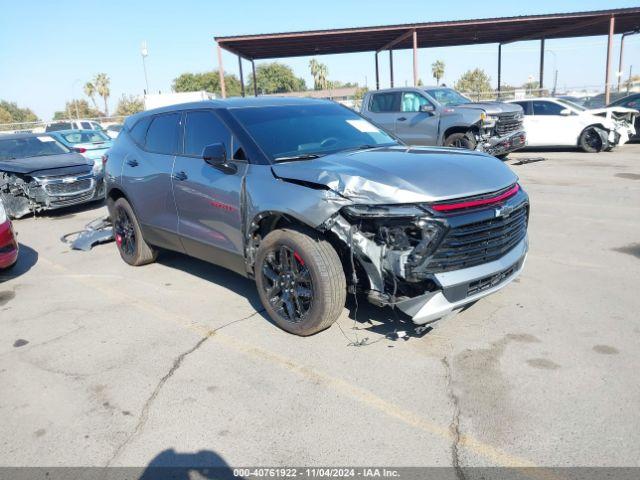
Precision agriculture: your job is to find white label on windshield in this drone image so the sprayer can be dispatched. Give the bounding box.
[346,119,380,133]
[37,136,55,142]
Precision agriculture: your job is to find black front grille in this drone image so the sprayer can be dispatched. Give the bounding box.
[496,113,523,136]
[44,179,93,196]
[426,204,528,273]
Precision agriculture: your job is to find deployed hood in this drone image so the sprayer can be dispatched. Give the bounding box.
[271,146,518,204]
[455,102,523,115]
[0,152,92,176]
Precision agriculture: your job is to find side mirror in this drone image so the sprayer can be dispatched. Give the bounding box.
[420,104,435,113]
[560,109,572,116]
[202,143,226,165]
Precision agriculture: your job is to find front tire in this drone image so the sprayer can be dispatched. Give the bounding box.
[255,228,346,336]
[444,132,477,150]
[112,197,158,266]
[579,126,606,153]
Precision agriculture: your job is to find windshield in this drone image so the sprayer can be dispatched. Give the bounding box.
[59,131,110,144]
[230,103,398,161]
[425,88,472,106]
[555,98,586,112]
[0,135,70,161]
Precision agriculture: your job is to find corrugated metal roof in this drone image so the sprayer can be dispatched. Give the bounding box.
[215,7,640,59]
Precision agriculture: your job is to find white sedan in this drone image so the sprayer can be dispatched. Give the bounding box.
[507,97,637,152]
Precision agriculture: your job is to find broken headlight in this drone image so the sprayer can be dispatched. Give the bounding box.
[480,112,499,127]
[341,204,446,267]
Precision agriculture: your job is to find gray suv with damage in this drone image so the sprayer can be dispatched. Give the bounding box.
[361,87,526,157]
[105,98,529,336]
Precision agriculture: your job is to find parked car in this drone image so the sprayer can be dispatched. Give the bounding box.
[106,98,529,336]
[49,129,112,174]
[104,124,123,139]
[0,197,18,269]
[0,133,104,218]
[507,98,637,152]
[45,120,103,133]
[583,92,629,109]
[360,87,526,158]
[608,92,640,141]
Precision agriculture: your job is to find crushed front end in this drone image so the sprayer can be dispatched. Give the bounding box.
[476,111,527,156]
[324,183,529,326]
[0,170,104,218]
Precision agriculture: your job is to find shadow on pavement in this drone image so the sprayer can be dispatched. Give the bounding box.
[0,243,38,283]
[158,250,264,315]
[138,448,240,480]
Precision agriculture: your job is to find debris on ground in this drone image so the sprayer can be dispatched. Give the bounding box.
[512,157,547,166]
[61,216,114,251]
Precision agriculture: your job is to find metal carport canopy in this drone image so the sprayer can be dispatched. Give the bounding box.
[214,7,640,101]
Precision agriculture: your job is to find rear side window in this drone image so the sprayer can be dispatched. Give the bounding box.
[369,92,401,112]
[146,113,180,154]
[184,110,231,157]
[532,101,565,116]
[129,117,152,146]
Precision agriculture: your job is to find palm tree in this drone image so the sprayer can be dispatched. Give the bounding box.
[94,73,111,116]
[431,60,445,85]
[309,59,328,90]
[84,81,99,111]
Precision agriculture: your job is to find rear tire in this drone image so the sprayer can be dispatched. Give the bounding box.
[112,197,157,266]
[255,227,346,336]
[444,132,477,150]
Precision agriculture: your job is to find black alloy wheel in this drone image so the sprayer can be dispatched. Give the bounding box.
[261,245,314,323]
[114,205,136,258]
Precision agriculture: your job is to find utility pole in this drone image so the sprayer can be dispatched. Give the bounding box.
[141,41,150,94]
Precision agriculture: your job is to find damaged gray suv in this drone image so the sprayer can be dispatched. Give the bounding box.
[105,98,529,336]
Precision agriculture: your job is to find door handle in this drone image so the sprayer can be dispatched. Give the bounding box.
[172,171,188,181]
[126,158,139,167]
[397,117,407,121]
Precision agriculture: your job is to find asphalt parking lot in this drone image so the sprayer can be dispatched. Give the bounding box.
[1,144,639,469]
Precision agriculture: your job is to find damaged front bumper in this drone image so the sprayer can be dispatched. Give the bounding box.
[477,130,527,157]
[395,237,528,324]
[0,172,105,218]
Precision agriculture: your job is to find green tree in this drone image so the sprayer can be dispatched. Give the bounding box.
[431,60,445,84]
[454,68,492,95]
[417,78,424,87]
[309,59,328,90]
[84,81,99,111]
[353,86,369,109]
[94,73,111,116]
[0,100,39,130]
[53,99,102,120]
[172,71,242,97]
[115,95,144,116]
[248,62,306,94]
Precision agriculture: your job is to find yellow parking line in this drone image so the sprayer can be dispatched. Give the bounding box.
[38,256,537,468]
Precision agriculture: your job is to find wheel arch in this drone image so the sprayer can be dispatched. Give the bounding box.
[442,124,478,143]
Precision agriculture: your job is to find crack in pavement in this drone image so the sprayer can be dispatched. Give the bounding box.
[105,308,265,466]
[442,356,465,480]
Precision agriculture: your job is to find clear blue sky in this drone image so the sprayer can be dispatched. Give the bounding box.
[1,0,638,119]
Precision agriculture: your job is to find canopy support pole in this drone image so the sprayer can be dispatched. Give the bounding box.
[251,60,258,96]
[412,29,418,87]
[539,38,545,93]
[605,15,616,104]
[375,52,380,90]
[389,49,394,87]
[238,56,245,97]
[217,44,226,98]
[497,43,502,96]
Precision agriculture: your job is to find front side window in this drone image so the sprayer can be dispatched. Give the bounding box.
[369,92,401,112]
[401,92,432,112]
[0,136,69,161]
[532,101,566,116]
[512,101,532,115]
[145,114,180,154]
[184,110,232,157]
[230,103,398,161]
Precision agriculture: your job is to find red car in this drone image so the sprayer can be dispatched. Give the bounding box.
[0,199,18,269]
